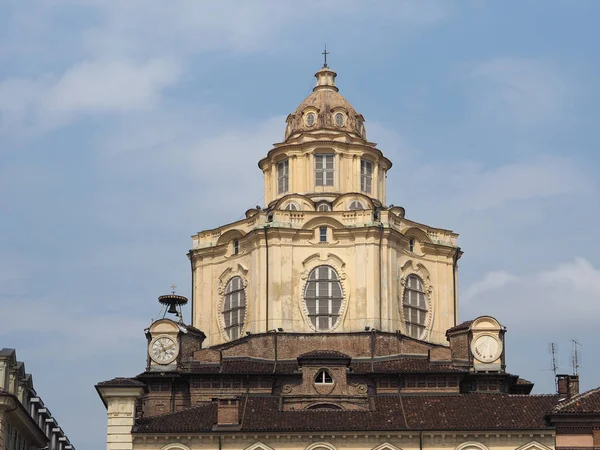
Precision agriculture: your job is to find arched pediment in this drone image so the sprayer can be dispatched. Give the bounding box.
[402,226,432,243]
[454,442,490,450]
[471,315,502,331]
[302,216,345,230]
[274,194,315,211]
[306,443,338,450]
[161,444,191,450]
[216,229,245,246]
[245,442,275,450]
[332,192,374,211]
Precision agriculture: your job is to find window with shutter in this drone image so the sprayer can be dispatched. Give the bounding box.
[360,159,373,193]
[277,160,289,194]
[402,274,428,339]
[222,277,246,340]
[303,265,343,331]
[315,154,334,186]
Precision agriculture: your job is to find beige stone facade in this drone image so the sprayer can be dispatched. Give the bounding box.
[97,63,599,450]
[190,64,460,347]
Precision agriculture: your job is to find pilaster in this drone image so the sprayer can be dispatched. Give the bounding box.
[97,386,145,450]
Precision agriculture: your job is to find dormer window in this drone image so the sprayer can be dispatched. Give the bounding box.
[356,118,363,135]
[315,154,334,186]
[409,238,415,252]
[315,369,333,384]
[305,112,316,127]
[349,200,364,211]
[233,239,239,255]
[334,112,344,127]
[277,160,289,194]
[285,202,299,211]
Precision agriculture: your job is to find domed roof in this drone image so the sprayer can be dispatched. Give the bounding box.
[284,65,366,141]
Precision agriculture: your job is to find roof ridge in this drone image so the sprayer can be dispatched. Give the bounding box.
[553,386,600,412]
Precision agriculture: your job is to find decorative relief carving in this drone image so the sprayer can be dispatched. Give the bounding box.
[349,382,368,394]
[216,266,249,342]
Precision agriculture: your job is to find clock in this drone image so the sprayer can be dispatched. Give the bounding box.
[149,336,179,365]
[471,334,502,363]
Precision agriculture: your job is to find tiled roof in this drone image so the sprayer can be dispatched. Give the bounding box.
[446,320,473,334]
[181,359,299,375]
[97,377,145,387]
[552,387,600,414]
[351,358,466,374]
[180,356,466,375]
[134,394,559,433]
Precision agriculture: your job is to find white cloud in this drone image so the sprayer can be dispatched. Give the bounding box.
[46,58,180,113]
[538,258,600,295]
[392,154,590,215]
[468,58,568,126]
[79,0,447,58]
[0,58,181,134]
[462,270,518,303]
[454,156,589,210]
[462,258,600,327]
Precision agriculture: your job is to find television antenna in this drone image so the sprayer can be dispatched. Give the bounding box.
[571,339,582,375]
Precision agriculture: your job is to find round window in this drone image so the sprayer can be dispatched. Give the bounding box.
[334,112,344,127]
[306,112,316,127]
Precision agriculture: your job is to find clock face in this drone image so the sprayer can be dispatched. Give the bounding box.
[150,336,178,364]
[471,335,502,363]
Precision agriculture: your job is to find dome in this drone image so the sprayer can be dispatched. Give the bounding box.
[284,65,366,141]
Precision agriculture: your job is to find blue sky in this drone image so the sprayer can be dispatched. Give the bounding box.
[1,1,599,448]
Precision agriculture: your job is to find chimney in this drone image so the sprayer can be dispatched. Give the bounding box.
[557,374,579,400]
[216,398,240,426]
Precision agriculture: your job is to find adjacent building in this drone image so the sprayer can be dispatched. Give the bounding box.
[0,348,76,450]
[97,62,599,450]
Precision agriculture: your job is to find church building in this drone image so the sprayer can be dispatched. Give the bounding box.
[96,62,599,450]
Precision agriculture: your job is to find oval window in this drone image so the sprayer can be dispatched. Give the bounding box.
[306,112,316,127]
[334,112,344,127]
[304,265,343,331]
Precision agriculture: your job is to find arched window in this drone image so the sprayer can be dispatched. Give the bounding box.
[317,203,331,212]
[304,265,343,331]
[402,275,427,339]
[223,277,246,340]
[315,369,333,384]
[349,200,364,210]
[285,202,298,211]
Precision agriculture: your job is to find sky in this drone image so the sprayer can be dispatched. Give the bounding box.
[1,1,599,448]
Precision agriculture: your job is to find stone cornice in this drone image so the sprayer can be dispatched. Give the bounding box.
[0,392,48,446]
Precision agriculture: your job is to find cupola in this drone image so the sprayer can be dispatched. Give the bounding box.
[284,64,366,140]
